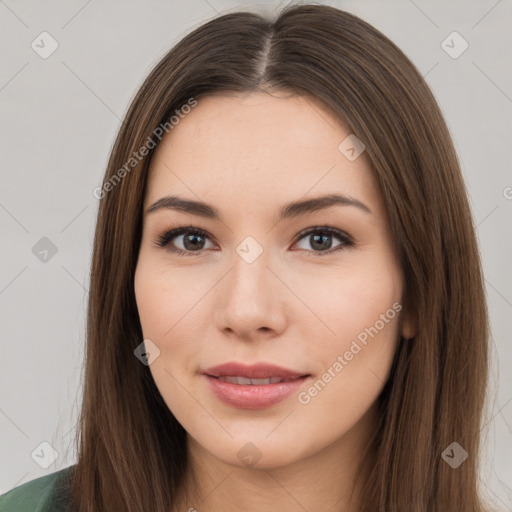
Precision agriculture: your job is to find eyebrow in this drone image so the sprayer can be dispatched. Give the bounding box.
[146,193,372,221]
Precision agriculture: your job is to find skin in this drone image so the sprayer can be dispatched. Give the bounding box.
[134,91,415,512]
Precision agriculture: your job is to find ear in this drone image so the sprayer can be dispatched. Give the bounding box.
[401,307,417,339]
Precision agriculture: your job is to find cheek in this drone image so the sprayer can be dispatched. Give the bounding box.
[294,256,402,343]
[134,258,205,410]
[134,256,208,343]
[296,258,402,380]
[296,265,402,413]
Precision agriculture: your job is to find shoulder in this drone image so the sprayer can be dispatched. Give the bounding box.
[0,466,74,512]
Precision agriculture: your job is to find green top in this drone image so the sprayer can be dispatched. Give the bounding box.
[0,466,73,512]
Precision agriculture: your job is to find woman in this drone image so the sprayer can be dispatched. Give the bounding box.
[0,3,491,511]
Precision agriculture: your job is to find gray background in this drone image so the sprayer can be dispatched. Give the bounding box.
[1,0,511,508]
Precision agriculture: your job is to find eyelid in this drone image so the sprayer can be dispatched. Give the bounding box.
[152,224,214,251]
[294,225,353,245]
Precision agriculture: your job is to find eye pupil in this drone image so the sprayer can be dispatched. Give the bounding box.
[311,233,332,251]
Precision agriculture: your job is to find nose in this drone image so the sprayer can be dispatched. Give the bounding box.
[214,246,287,341]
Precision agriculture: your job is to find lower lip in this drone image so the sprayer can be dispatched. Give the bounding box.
[204,375,310,409]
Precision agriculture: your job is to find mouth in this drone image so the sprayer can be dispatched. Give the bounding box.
[202,362,311,409]
[203,361,310,380]
[209,375,306,385]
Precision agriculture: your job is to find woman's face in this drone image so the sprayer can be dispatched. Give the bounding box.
[134,91,413,469]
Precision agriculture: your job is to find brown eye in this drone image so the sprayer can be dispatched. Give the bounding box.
[294,227,353,255]
[154,226,215,255]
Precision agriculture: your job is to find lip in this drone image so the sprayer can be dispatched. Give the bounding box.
[203,362,308,380]
[202,362,311,410]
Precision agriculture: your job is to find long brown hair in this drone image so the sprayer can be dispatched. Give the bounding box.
[68,4,490,511]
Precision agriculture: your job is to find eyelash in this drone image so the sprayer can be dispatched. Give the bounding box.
[152,224,354,257]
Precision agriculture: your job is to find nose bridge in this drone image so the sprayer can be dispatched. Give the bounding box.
[229,236,272,303]
[217,235,285,336]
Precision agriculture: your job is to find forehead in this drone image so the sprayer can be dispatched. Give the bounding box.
[144,92,381,216]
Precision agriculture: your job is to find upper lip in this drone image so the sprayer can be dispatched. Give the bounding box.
[203,362,309,379]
